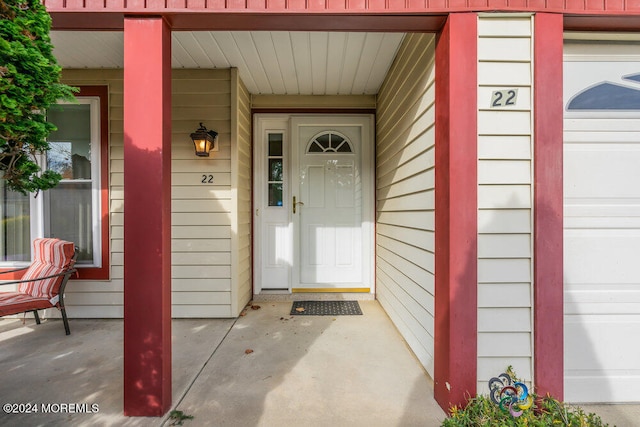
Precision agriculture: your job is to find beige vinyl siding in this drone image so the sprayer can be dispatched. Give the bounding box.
[231,69,253,316]
[59,69,236,318]
[375,33,437,377]
[476,15,534,390]
[172,69,233,317]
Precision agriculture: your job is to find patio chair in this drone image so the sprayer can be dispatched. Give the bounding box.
[0,238,78,335]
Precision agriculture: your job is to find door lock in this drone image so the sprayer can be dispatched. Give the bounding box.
[293,196,304,214]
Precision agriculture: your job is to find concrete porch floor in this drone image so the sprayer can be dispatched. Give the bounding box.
[1,300,637,427]
[0,300,446,427]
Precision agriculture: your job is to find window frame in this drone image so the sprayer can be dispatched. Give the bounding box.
[0,86,110,280]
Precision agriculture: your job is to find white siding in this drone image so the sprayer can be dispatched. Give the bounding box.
[59,69,236,318]
[476,15,534,391]
[376,33,436,377]
[231,69,253,316]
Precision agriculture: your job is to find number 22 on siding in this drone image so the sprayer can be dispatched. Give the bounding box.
[491,89,518,108]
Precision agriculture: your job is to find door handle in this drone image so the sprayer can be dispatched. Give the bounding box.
[293,196,304,214]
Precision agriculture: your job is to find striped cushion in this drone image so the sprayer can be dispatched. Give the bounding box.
[0,292,53,317]
[17,238,75,302]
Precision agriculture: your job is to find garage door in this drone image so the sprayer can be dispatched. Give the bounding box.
[564,41,640,403]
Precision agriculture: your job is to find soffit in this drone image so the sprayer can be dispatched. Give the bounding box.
[51,31,405,95]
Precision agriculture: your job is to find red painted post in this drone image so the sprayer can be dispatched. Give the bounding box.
[434,12,478,412]
[123,16,173,416]
[533,12,564,401]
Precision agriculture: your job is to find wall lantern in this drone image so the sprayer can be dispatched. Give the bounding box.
[190,123,218,157]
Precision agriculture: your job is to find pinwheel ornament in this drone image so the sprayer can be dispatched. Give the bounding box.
[488,373,534,417]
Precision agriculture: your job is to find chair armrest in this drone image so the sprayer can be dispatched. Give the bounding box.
[0,269,78,286]
[0,266,29,276]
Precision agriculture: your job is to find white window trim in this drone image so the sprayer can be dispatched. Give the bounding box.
[0,97,102,268]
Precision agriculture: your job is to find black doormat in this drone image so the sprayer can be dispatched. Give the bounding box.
[290,300,362,316]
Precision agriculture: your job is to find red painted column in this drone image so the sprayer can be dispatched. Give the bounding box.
[533,12,564,400]
[434,12,478,411]
[123,17,172,416]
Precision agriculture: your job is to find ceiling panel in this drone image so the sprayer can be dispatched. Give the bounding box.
[325,32,347,95]
[51,31,404,96]
[251,32,286,94]
[191,32,231,68]
[172,34,200,68]
[339,33,366,94]
[271,32,300,95]
[290,33,313,95]
[366,33,406,94]
[310,32,329,95]
[236,32,273,94]
[352,33,385,94]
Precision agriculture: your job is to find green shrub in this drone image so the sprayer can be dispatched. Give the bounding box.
[0,0,76,194]
[442,367,610,427]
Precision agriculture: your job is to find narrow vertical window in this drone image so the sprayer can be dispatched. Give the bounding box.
[268,133,284,207]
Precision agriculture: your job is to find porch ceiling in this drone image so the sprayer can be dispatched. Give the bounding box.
[51,31,405,95]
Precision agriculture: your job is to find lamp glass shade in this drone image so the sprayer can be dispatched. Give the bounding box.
[193,137,212,157]
[190,124,218,157]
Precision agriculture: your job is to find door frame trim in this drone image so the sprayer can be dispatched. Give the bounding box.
[253,113,375,295]
[253,113,291,294]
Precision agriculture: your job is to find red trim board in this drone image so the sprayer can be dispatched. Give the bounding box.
[533,12,564,401]
[434,12,478,412]
[123,16,173,417]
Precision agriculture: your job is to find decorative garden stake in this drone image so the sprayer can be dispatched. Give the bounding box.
[488,373,534,418]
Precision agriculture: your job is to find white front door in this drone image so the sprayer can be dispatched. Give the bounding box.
[254,114,374,293]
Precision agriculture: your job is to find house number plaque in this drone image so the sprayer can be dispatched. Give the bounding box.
[490,89,518,108]
[201,174,214,184]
